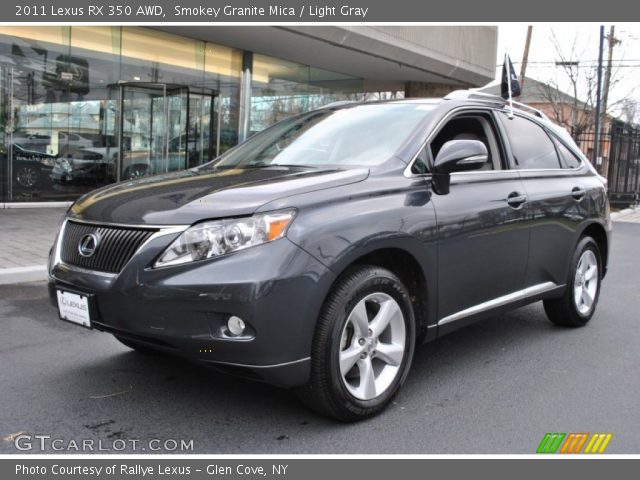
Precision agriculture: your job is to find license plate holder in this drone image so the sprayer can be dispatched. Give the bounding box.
[56,289,95,329]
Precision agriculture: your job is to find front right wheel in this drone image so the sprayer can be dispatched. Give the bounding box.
[297,265,416,422]
[543,236,602,327]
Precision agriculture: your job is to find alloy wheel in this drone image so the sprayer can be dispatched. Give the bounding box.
[16,167,38,188]
[126,167,147,180]
[573,249,599,315]
[339,292,407,400]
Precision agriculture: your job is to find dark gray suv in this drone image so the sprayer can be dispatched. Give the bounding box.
[49,91,611,421]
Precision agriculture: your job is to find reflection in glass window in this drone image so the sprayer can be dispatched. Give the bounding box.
[250,54,403,135]
[0,26,242,201]
[213,103,433,169]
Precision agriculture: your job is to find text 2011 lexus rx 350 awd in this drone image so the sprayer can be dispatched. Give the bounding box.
[49,93,611,421]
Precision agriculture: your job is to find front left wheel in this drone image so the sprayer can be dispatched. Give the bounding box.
[297,265,416,422]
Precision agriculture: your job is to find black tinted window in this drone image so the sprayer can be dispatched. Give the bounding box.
[554,139,582,169]
[411,148,429,174]
[428,114,501,171]
[501,115,561,169]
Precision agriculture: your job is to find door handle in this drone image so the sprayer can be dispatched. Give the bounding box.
[507,191,527,208]
[572,187,587,201]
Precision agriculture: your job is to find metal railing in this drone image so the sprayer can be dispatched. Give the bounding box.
[576,120,640,208]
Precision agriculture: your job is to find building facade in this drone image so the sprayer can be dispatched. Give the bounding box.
[0,26,497,204]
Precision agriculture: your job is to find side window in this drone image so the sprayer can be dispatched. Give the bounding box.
[427,113,502,171]
[500,114,561,169]
[553,138,582,169]
[411,148,429,175]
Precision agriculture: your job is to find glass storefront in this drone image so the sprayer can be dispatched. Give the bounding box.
[0,27,398,203]
[249,54,405,135]
[250,54,362,134]
[0,27,242,202]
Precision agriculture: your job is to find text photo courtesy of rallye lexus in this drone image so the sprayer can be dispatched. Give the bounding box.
[48,89,611,422]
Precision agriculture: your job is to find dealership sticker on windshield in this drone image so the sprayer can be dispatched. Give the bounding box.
[57,290,92,328]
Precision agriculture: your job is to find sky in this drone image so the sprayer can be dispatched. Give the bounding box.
[493,23,640,119]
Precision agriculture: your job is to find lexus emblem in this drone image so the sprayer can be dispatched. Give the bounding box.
[78,233,100,258]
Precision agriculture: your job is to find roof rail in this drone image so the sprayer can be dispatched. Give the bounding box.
[444,90,505,103]
[510,100,549,120]
[444,89,548,120]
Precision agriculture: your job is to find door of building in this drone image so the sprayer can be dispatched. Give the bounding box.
[117,82,217,181]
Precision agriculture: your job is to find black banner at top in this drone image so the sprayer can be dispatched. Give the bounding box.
[4,0,640,22]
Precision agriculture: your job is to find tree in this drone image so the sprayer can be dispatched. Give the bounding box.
[620,98,640,125]
[537,30,632,139]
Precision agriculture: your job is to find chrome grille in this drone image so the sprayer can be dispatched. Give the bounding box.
[60,220,158,274]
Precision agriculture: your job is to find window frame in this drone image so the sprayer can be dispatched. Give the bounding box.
[547,132,585,170]
[406,107,508,177]
[496,111,567,171]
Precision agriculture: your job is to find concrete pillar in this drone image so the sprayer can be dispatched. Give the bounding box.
[404,82,466,98]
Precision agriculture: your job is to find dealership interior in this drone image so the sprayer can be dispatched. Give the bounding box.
[0,26,372,202]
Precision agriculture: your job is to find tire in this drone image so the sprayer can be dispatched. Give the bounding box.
[543,236,602,327]
[14,165,40,189]
[296,265,416,422]
[114,335,163,356]
[123,165,148,180]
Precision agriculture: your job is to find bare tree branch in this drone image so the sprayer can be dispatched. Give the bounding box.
[541,28,638,137]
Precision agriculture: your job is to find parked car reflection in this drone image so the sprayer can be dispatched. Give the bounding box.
[51,147,151,185]
[10,143,57,189]
[11,131,94,157]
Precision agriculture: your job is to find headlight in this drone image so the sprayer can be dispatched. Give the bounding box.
[154,209,296,268]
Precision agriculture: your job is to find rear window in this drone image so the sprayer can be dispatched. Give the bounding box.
[554,139,582,169]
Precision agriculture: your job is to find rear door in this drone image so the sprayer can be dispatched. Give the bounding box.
[496,112,590,289]
[428,109,530,332]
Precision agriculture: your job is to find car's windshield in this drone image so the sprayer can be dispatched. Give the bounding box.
[208,103,435,169]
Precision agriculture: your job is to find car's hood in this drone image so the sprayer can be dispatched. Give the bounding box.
[68,166,369,225]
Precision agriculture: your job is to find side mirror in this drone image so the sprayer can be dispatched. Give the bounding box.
[432,140,488,195]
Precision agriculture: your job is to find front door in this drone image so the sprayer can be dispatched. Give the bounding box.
[429,110,530,332]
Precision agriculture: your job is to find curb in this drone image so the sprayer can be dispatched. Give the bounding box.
[0,265,48,285]
[611,206,639,220]
[1,201,72,209]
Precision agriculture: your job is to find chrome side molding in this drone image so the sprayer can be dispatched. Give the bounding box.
[437,282,561,326]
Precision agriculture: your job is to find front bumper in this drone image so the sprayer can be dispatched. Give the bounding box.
[48,222,335,388]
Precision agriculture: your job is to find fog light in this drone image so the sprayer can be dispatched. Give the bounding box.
[227,316,246,336]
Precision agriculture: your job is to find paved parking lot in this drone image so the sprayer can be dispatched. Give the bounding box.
[1,221,639,454]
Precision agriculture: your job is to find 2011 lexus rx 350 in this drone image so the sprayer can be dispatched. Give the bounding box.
[49,92,611,421]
